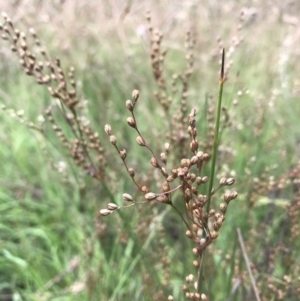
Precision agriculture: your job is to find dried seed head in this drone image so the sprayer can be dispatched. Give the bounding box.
[128,168,135,177]
[185,188,193,201]
[190,156,198,165]
[29,27,36,37]
[196,151,203,160]
[171,169,178,176]
[160,152,167,164]
[168,296,174,301]
[145,192,157,200]
[201,176,208,183]
[53,125,60,132]
[226,178,235,185]
[283,275,291,283]
[201,293,208,301]
[109,135,117,146]
[126,99,134,111]
[161,167,168,177]
[193,260,199,267]
[119,149,127,159]
[186,274,194,283]
[167,175,175,182]
[19,59,25,67]
[1,33,8,40]
[107,203,119,210]
[197,194,207,205]
[224,191,238,203]
[122,193,133,202]
[196,177,202,185]
[190,107,197,116]
[216,217,224,228]
[164,142,170,153]
[186,230,193,238]
[211,231,218,239]
[178,167,189,178]
[190,140,198,152]
[104,124,112,135]
[203,153,210,161]
[220,177,227,185]
[150,157,159,168]
[191,128,197,137]
[2,12,8,20]
[199,238,206,247]
[190,174,196,182]
[213,221,219,231]
[192,223,199,232]
[182,285,188,292]
[162,181,170,193]
[132,89,139,102]
[20,40,27,51]
[156,195,170,204]
[231,191,238,199]
[136,136,146,146]
[220,202,227,213]
[215,212,221,219]
[99,209,112,216]
[127,117,136,128]
[141,186,150,193]
[181,158,190,167]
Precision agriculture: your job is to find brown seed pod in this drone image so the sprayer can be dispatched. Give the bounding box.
[122,193,133,202]
[99,209,112,216]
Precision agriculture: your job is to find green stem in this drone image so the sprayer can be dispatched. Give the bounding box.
[197,251,205,293]
[205,48,226,214]
[197,49,225,295]
[226,233,238,296]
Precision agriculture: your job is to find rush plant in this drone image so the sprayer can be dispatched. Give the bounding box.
[0,11,239,300]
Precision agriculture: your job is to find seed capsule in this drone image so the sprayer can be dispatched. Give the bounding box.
[107,203,119,210]
[109,135,117,145]
[132,89,139,102]
[125,99,134,111]
[136,136,146,146]
[145,192,157,200]
[226,178,235,185]
[122,193,133,202]
[99,209,112,216]
[127,117,136,128]
[104,124,112,135]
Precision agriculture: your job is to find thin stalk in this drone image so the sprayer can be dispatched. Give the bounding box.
[206,48,226,213]
[237,228,262,301]
[197,251,206,293]
[197,49,225,295]
[226,233,238,296]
